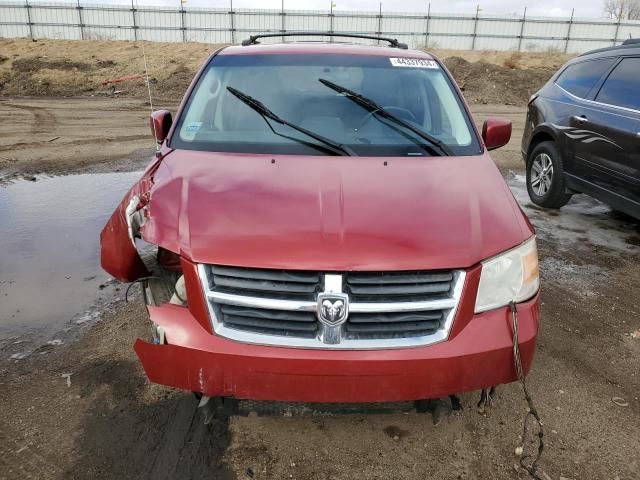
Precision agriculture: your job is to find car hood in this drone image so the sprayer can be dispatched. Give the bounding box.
[141,150,532,271]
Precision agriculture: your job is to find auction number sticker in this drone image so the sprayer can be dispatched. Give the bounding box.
[389,58,439,69]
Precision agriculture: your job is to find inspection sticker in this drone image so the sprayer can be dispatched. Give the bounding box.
[389,58,439,69]
[185,121,203,133]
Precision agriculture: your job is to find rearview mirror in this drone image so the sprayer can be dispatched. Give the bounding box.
[482,117,512,151]
[149,110,173,144]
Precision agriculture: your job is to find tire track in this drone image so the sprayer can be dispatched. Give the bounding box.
[3,102,56,135]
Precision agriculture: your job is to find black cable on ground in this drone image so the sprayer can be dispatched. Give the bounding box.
[509,301,545,480]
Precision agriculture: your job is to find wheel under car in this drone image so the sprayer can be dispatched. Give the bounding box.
[526,141,572,209]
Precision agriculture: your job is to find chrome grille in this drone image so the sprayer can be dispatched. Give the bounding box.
[219,305,318,338]
[208,265,320,300]
[199,264,465,349]
[346,271,454,302]
[346,311,443,338]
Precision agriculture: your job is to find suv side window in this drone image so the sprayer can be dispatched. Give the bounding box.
[555,58,616,98]
[595,57,640,111]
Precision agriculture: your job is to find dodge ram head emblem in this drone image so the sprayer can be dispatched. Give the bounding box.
[317,293,349,326]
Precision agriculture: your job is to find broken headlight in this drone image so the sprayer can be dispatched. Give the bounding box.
[474,236,539,313]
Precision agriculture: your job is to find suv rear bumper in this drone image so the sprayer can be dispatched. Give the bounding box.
[134,294,539,403]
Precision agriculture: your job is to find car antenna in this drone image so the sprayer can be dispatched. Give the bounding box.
[140,35,159,153]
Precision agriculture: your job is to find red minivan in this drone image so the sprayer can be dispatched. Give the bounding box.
[101,34,540,405]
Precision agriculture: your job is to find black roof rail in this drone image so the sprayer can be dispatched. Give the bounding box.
[579,40,640,56]
[241,32,408,49]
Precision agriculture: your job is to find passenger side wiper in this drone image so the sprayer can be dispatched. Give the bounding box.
[318,78,453,156]
[226,86,356,156]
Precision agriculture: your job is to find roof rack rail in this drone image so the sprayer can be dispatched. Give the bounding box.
[241,32,408,49]
[579,38,640,56]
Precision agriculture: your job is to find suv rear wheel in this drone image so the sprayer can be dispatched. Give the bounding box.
[526,141,572,209]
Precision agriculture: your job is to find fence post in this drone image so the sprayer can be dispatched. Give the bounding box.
[25,0,33,39]
[517,7,526,52]
[230,0,235,44]
[180,1,186,42]
[281,0,285,42]
[612,18,621,46]
[471,4,480,50]
[564,8,574,53]
[329,2,334,43]
[76,0,84,40]
[131,0,138,41]
[377,2,382,44]
[424,2,430,48]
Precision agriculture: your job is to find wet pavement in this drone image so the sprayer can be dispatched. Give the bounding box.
[507,173,640,254]
[0,171,141,346]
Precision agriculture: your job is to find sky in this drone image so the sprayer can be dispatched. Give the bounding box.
[54,0,609,19]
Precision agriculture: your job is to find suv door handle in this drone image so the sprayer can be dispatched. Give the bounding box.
[572,115,589,124]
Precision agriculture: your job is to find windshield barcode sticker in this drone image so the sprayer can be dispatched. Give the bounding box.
[389,58,439,69]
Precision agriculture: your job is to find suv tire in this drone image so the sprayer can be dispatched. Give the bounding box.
[526,141,572,209]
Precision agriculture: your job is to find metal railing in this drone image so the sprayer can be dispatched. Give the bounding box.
[1,1,639,53]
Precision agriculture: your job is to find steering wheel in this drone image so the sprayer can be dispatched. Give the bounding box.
[355,106,417,131]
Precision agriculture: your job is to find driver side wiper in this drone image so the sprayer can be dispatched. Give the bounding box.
[226,86,356,157]
[318,78,453,156]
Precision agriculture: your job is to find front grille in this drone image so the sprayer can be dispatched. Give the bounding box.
[346,271,454,302]
[219,305,318,338]
[203,265,320,337]
[208,265,320,300]
[346,311,443,338]
[199,264,465,349]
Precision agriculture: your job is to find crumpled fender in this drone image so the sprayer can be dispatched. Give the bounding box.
[100,155,165,282]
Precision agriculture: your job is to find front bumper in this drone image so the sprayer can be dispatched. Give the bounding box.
[134,293,540,403]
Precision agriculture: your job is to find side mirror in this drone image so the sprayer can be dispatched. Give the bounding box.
[482,117,512,151]
[149,110,173,144]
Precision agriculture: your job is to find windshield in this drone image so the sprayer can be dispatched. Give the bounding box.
[171,53,481,156]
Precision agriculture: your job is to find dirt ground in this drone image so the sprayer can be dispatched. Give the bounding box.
[1,41,639,480]
[0,97,155,181]
[1,95,639,480]
[0,39,215,100]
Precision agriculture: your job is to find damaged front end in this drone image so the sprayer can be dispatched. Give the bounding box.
[98,101,539,411]
[100,180,152,283]
[101,109,176,283]
[100,156,199,344]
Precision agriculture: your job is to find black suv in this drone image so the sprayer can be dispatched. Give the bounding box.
[521,39,640,219]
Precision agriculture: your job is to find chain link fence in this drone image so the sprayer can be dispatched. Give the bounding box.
[1,1,640,53]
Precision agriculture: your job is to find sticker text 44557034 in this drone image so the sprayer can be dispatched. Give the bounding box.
[389,58,439,69]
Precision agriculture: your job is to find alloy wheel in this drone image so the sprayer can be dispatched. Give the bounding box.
[530,153,554,197]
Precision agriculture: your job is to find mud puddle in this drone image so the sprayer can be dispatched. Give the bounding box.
[0,171,141,355]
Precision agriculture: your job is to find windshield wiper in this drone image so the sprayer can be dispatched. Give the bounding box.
[226,86,355,156]
[318,78,453,156]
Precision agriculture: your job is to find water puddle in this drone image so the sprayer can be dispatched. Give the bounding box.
[0,171,142,351]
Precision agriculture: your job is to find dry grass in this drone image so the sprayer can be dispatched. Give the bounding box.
[428,48,573,69]
[502,52,523,69]
[0,38,221,98]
